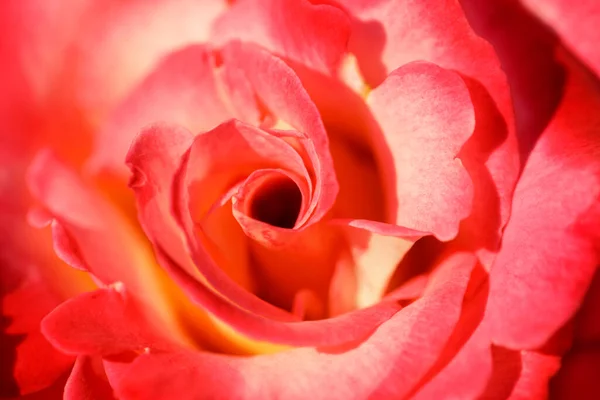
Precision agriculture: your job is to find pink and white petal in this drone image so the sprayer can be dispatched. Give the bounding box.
[520,0,600,77]
[367,61,474,240]
[73,0,228,119]
[42,285,179,356]
[27,151,193,347]
[335,0,520,258]
[488,54,600,349]
[114,252,476,399]
[90,45,231,175]
[64,356,116,400]
[220,42,339,225]
[211,0,350,75]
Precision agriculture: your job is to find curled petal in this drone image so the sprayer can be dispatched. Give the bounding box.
[219,42,339,225]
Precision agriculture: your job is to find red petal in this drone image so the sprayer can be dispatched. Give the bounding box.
[90,45,231,175]
[367,62,474,240]
[64,356,116,400]
[520,0,600,77]
[115,252,475,399]
[489,55,600,349]
[212,0,350,75]
[42,285,178,356]
[1,260,74,397]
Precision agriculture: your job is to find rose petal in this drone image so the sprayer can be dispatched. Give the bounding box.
[220,42,339,225]
[27,151,192,347]
[172,119,309,321]
[489,54,600,349]
[64,356,116,400]
[90,44,231,175]
[41,285,178,356]
[0,260,74,397]
[153,242,402,347]
[73,0,227,119]
[520,0,600,77]
[367,61,474,240]
[336,0,520,261]
[211,0,350,75]
[333,220,426,309]
[114,252,476,399]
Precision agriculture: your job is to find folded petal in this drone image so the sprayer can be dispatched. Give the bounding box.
[520,0,600,77]
[489,54,600,349]
[367,62,474,240]
[90,44,231,175]
[115,252,476,399]
[219,42,339,224]
[64,356,116,400]
[211,0,350,75]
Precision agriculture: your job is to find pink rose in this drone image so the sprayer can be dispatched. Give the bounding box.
[1,0,599,398]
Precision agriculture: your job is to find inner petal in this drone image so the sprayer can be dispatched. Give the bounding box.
[247,175,303,229]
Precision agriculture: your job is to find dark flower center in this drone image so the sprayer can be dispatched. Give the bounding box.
[249,177,302,229]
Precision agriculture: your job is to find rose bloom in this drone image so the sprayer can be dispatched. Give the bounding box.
[1,0,599,399]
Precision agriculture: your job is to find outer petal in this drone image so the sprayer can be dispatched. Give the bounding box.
[334,0,520,260]
[114,252,476,399]
[0,147,91,396]
[520,0,600,77]
[27,151,194,348]
[41,285,178,356]
[211,0,350,74]
[72,0,227,119]
[0,256,74,397]
[64,356,116,400]
[488,54,600,349]
[90,45,231,175]
[367,62,474,240]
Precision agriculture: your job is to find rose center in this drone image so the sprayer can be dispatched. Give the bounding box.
[248,176,302,229]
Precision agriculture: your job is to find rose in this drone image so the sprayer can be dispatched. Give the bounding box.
[1,0,599,399]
